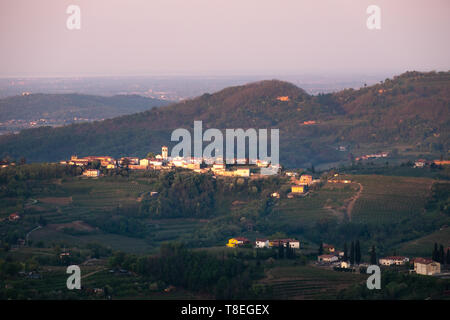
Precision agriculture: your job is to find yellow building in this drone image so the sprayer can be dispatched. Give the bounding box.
[291,185,305,194]
[234,168,250,177]
[226,237,249,248]
[299,175,313,185]
[226,238,239,247]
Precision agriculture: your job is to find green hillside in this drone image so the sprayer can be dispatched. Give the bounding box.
[0,71,448,167]
[0,93,170,123]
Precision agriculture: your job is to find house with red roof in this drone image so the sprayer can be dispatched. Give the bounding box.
[413,258,441,275]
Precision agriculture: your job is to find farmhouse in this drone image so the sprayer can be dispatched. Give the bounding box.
[9,213,20,221]
[255,239,270,249]
[291,185,305,194]
[269,239,300,249]
[413,258,441,275]
[299,174,313,185]
[414,159,427,168]
[318,254,339,263]
[83,169,100,177]
[379,256,409,266]
[271,192,280,199]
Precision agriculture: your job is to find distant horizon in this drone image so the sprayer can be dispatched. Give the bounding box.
[1,69,448,101]
[1,68,446,80]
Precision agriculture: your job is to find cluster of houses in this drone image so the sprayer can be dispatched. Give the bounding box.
[284,173,320,197]
[379,256,443,276]
[317,244,347,265]
[61,146,280,178]
[226,237,300,249]
[317,247,445,276]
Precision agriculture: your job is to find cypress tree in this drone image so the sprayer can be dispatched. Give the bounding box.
[350,241,355,265]
[343,243,348,261]
[278,244,284,259]
[439,244,445,264]
[355,240,361,265]
[286,242,292,259]
[318,242,323,255]
[370,245,377,265]
[433,243,439,262]
[446,249,450,265]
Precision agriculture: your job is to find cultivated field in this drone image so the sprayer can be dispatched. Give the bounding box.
[349,175,434,225]
[259,263,365,299]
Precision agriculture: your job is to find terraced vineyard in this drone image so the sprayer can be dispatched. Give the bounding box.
[349,175,434,225]
[26,176,207,253]
[273,182,358,227]
[259,265,365,299]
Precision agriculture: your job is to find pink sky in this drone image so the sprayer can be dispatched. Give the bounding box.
[0,0,449,77]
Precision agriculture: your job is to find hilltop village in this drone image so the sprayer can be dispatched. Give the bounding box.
[61,146,314,190]
[61,146,277,178]
[59,146,334,200]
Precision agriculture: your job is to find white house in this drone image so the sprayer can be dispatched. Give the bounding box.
[271,192,280,199]
[379,256,409,266]
[255,239,270,249]
[83,169,100,177]
[318,254,339,263]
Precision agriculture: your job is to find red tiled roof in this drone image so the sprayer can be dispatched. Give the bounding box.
[318,254,337,259]
[413,257,434,265]
[381,256,408,260]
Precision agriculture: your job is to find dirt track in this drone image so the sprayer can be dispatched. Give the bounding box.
[346,183,363,221]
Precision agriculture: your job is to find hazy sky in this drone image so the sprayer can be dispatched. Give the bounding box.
[0,0,449,77]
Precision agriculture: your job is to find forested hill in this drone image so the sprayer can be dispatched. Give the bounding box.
[0,71,448,167]
[0,93,170,122]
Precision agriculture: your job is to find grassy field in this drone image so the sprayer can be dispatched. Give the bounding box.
[397,227,450,257]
